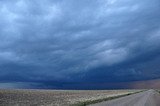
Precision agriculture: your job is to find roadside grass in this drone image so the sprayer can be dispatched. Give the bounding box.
[71,90,143,106]
[157,90,160,93]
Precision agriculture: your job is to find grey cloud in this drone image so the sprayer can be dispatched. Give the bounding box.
[0,0,160,88]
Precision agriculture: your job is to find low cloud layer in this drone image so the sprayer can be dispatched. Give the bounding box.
[0,0,160,88]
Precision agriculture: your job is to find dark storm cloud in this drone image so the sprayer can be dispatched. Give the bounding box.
[0,0,160,88]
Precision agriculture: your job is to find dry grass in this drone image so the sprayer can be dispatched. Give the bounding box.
[0,89,140,106]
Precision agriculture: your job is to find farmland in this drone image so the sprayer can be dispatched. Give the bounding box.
[0,89,140,106]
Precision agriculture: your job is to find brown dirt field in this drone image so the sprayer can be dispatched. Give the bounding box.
[0,89,139,106]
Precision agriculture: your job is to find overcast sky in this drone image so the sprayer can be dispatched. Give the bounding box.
[0,0,160,89]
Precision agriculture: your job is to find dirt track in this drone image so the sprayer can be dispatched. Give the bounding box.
[90,90,160,106]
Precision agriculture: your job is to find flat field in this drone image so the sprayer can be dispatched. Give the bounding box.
[0,89,140,106]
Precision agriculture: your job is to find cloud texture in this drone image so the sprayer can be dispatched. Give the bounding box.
[0,0,160,88]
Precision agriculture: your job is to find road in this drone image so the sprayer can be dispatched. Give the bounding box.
[89,90,160,106]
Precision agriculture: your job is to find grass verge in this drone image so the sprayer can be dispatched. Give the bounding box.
[71,90,143,106]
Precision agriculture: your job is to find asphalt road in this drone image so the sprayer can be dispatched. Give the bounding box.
[89,90,160,106]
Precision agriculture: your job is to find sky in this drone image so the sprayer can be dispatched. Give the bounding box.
[0,0,160,89]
